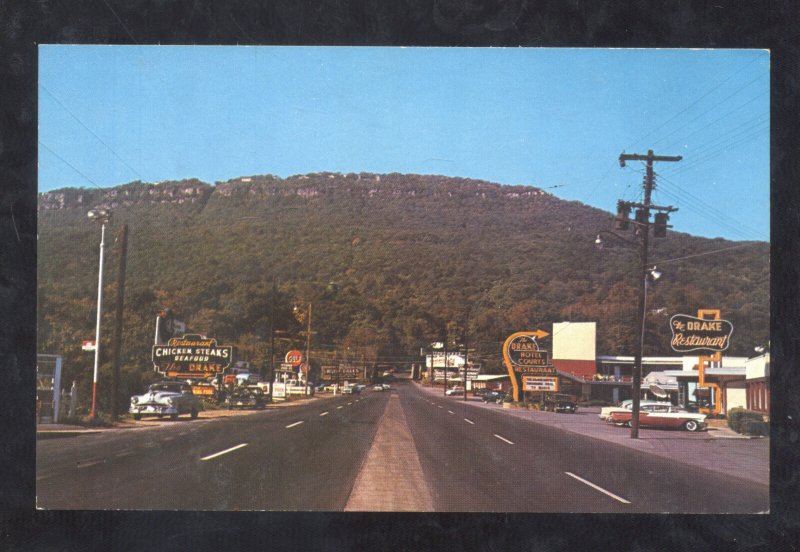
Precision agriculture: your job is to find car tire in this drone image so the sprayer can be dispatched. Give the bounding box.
[133,414,142,420]
[624,421,632,428]
[190,409,198,419]
[170,413,178,420]
[684,419,700,432]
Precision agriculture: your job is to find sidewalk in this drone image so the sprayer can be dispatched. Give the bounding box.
[413,382,769,486]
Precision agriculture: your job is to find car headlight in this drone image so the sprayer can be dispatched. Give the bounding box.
[131,397,138,405]
[167,398,175,406]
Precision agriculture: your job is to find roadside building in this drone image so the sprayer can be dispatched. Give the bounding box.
[745,352,770,414]
[468,374,511,393]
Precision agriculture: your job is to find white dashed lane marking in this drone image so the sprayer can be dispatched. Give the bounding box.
[319,411,329,417]
[565,472,631,504]
[494,434,514,445]
[286,421,304,428]
[464,418,475,425]
[201,443,248,461]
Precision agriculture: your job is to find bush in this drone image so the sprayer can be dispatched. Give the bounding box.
[727,407,765,434]
[740,419,769,436]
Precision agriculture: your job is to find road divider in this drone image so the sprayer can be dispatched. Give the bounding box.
[200,443,248,461]
[565,472,631,504]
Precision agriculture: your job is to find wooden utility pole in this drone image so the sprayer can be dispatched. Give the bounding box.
[110,223,128,420]
[619,150,681,438]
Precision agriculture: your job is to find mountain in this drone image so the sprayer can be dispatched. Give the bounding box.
[37,173,769,410]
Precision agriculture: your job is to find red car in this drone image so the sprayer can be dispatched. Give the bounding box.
[607,405,707,432]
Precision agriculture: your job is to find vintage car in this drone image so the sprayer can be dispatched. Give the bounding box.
[482,390,505,404]
[224,386,266,409]
[598,400,673,420]
[130,381,201,420]
[607,405,707,432]
[541,393,578,413]
[445,386,465,396]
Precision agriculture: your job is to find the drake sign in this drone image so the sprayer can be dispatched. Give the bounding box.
[503,330,554,401]
[152,334,233,378]
[669,314,733,353]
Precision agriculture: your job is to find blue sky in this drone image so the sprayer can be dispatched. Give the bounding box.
[39,46,769,241]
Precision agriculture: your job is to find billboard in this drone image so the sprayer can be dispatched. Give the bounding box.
[152,334,233,378]
[670,314,733,353]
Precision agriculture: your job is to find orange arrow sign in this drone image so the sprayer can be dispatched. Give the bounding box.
[531,330,550,339]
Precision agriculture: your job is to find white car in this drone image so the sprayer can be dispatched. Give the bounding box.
[130,381,201,420]
[445,386,465,396]
[373,385,385,391]
[599,400,673,420]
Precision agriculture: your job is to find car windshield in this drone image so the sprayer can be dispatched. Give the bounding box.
[150,383,182,393]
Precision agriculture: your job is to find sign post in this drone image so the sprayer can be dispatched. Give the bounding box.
[502,330,555,402]
[152,334,233,379]
[670,309,733,415]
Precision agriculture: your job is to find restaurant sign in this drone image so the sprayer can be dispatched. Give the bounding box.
[523,376,559,392]
[669,314,733,353]
[152,334,233,378]
[502,330,554,402]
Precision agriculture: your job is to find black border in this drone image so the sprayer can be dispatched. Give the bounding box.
[2,1,798,550]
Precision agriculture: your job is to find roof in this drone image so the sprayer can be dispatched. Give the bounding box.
[663,368,746,378]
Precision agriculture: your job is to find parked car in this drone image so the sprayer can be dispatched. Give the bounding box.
[472,388,490,398]
[599,400,673,420]
[130,381,201,420]
[373,384,385,391]
[381,383,391,390]
[445,386,465,396]
[224,387,266,409]
[342,385,356,394]
[541,393,578,413]
[482,390,505,404]
[607,406,707,432]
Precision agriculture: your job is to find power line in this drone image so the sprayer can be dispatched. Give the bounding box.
[40,84,144,182]
[625,53,765,152]
[652,242,765,266]
[39,140,101,189]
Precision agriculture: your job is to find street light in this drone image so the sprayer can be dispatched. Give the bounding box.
[87,208,111,419]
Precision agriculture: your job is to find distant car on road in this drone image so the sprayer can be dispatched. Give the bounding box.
[129,381,201,420]
[472,388,490,398]
[445,386,465,396]
[381,383,391,390]
[373,384,385,391]
[224,387,266,409]
[482,390,505,404]
[541,394,578,413]
[607,406,707,432]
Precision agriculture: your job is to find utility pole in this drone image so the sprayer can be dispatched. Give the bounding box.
[618,149,681,438]
[110,224,128,421]
[462,324,468,402]
[443,324,448,396]
[268,276,276,402]
[305,303,312,396]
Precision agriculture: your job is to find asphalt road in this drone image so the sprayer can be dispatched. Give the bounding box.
[37,381,769,512]
[402,384,769,513]
[37,391,389,510]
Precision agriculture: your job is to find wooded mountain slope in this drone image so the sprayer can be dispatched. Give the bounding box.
[38,173,769,407]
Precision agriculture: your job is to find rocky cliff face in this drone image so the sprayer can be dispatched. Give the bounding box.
[38,173,558,212]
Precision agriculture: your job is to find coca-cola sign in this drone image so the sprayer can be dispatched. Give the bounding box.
[669,314,733,353]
